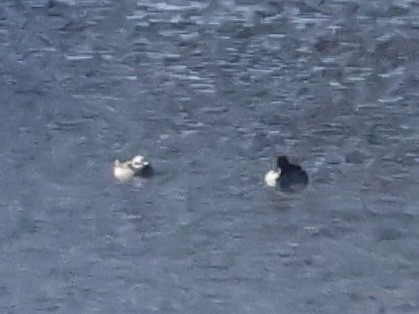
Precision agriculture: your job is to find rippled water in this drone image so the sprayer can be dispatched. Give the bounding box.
[1,0,419,313]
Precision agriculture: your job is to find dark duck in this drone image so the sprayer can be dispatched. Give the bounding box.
[265,156,308,192]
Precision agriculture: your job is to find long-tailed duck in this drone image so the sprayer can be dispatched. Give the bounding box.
[265,155,308,192]
[113,155,153,181]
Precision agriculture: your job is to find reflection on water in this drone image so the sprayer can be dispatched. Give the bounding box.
[1,0,418,313]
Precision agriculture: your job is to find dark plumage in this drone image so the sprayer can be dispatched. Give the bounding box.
[135,163,154,178]
[276,156,308,192]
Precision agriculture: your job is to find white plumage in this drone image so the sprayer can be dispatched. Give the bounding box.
[264,169,281,187]
[113,155,150,182]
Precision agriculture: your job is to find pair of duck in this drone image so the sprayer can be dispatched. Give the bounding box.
[114,155,308,192]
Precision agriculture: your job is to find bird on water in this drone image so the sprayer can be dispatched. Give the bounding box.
[113,155,154,182]
[265,155,308,192]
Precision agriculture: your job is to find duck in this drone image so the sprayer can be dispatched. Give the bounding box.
[265,155,308,192]
[113,155,153,182]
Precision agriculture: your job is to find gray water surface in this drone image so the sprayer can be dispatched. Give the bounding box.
[1,0,419,313]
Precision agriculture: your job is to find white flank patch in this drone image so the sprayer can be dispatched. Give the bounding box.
[113,164,134,182]
[265,170,280,187]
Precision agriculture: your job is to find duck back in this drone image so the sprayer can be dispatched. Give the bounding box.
[279,165,308,192]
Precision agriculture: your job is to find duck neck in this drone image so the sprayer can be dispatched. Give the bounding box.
[128,163,137,171]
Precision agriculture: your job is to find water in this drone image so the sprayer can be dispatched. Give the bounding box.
[1,0,418,313]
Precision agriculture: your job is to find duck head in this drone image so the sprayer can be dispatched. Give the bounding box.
[277,155,290,169]
[130,155,149,170]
